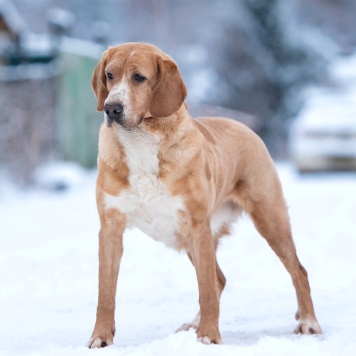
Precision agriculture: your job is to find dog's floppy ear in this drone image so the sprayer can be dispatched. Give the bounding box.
[150,57,187,118]
[92,50,109,111]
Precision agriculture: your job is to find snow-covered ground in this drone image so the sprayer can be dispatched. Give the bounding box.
[1,163,356,356]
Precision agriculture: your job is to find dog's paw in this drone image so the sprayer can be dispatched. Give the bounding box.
[176,312,200,333]
[197,335,222,345]
[87,336,113,349]
[197,325,222,345]
[87,326,115,349]
[294,319,322,335]
[176,321,199,332]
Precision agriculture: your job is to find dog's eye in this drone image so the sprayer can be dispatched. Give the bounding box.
[133,73,146,82]
[107,72,114,80]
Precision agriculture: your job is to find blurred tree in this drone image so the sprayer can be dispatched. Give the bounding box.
[296,0,356,54]
[205,0,328,157]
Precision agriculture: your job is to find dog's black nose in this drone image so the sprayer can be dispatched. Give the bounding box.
[104,103,124,124]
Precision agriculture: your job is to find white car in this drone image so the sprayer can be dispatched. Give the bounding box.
[290,87,356,172]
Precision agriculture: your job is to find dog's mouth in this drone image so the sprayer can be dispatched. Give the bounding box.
[106,114,144,130]
[106,116,114,128]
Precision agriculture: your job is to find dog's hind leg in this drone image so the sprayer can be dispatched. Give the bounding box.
[242,182,322,335]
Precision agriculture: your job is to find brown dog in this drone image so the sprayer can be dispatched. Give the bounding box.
[87,42,321,348]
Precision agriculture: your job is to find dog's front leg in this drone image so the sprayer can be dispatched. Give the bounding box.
[87,208,126,348]
[189,223,222,345]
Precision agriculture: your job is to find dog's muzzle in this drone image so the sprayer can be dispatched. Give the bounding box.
[104,103,124,126]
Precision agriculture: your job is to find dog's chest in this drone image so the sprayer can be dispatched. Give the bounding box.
[105,129,184,248]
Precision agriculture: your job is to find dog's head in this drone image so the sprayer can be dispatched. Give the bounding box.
[92,42,187,129]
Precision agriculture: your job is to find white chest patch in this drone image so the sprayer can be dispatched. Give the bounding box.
[104,128,185,249]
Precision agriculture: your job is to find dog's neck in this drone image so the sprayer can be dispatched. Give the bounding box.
[98,103,200,173]
[140,103,191,138]
[113,103,195,151]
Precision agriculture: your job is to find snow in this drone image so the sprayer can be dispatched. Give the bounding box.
[1,163,356,356]
[294,53,356,132]
[292,87,356,133]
